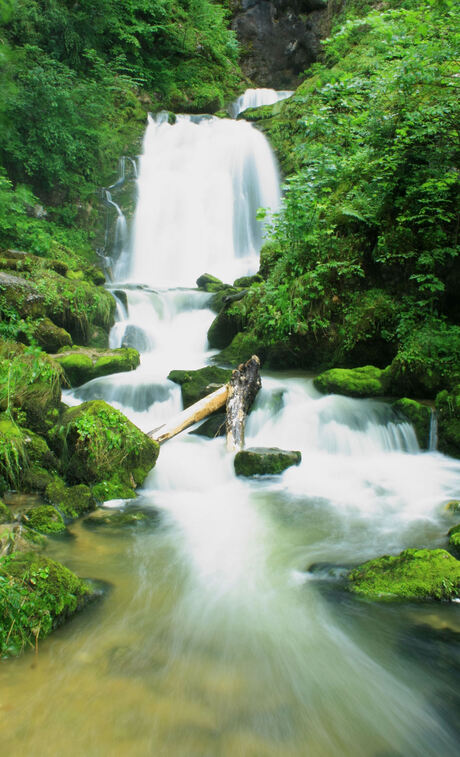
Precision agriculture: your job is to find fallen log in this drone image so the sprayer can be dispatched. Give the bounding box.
[148,384,228,444]
[226,355,261,451]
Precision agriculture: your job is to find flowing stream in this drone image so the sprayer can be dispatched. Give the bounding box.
[1,91,460,757]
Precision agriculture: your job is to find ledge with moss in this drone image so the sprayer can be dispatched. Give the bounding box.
[314,365,389,398]
[234,447,301,477]
[347,548,460,601]
[0,552,99,657]
[53,347,140,387]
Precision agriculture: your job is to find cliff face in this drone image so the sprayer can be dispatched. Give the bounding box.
[231,0,329,88]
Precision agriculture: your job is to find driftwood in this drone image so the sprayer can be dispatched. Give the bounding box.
[226,355,261,451]
[148,355,261,447]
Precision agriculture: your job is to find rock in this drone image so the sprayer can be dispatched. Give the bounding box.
[168,366,232,408]
[0,414,59,492]
[392,398,432,449]
[234,447,301,476]
[0,500,12,524]
[22,505,66,534]
[86,325,109,349]
[53,347,140,387]
[50,400,159,501]
[347,548,460,601]
[207,300,246,350]
[33,318,72,353]
[196,273,227,292]
[233,274,263,288]
[83,507,154,529]
[0,272,45,318]
[45,479,95,520]
[448,525,460,554]
[314,365,389,398]
[436,385,460,458]
[215,331,267,367]
[191,412,227,438]
[0,552,99,656]
[445,500,460,513]
[113,289,128,309]
[209,286,240,313]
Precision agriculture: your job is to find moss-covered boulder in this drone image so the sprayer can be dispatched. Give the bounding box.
[215,331,266,367]
[51,400,159,501]
[448,525,460,554]
[168,366,232,408]
[191,412,227,438]
[436,385,460,458]
[196,273,227,292]
[314,365,389,398]
[0,272,45,318]
[33,318,72,353]
[0,500,12,524]
[0,552,98,657]
[53,347,140,387]
[0,415,59,492]
[207,299,247,350]
[83,507,153,529]
[209,286,240,313]
[22,505,66,534]
[234,447,301,477]
[233,274,263,288]
[392,398,432,449]
[0,341,63,431]
[45,479,95,520]
[347,548,460,601]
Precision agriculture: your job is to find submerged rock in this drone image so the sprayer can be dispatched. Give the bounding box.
[168,366,232,408]
[22,505,66,534]
[436,384,460,458]
[191,412,226,438]
[234,447,301,477]
[83,507,154,529]
[347,548,460,601]
[392,398,431,449]
[0,552,99,657]
[50,400,159,501]
[53,346,140,387]
[314,365,389,398]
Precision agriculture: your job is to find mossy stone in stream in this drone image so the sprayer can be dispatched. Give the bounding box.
[196,273,226,292]
[0,552,97,657]
[45,479,95,520]
[191,412,227,438]
[22,505,66,535]
[215,331,266,367]
[313,365,389,398]
[234,447,301,477]
[448,525,460,555]
[436,385,460,459]
[207,300,247,350]
[83,508,152,529]
[347,548,460,601]
[392,398,431,449]
[168,366,232,408]
[0,500,12,524]
[54,347,140,387]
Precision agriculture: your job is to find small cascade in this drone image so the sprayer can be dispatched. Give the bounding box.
[229,87,293,117]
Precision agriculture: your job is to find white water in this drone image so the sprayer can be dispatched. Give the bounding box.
[7,92,460,756]
[230,87,294,117]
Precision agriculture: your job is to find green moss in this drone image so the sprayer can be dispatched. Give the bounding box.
[196,273,227,292]
[0,552,96,657]
[347,548,460,601]
[448,525,460,555]
[392,398,431,449]
[436,385,460,459]
[233,275,263,288]
[0,413,59,492]
[54,347,140,387]
[22,505,66,534]
[209,286,240,313]
[45,479,95,520]
[22,466,54,493]
[0,500,12,524]
[168,366,232,408]
[33,318,72,353]
[215,331,266,367]
[51,400,159,501]
[234,447,301,477]
[314,365,389,398]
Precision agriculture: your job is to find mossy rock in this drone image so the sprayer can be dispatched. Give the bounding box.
[234,447,301,477]
[83,507,153,529]
[196,273,227,292]
[314,365,389,398]
[207,300,247,350]
[33,318,72,353]
[51,400,159,501]
[436,385,460,459]
[0,552,98,657]
[0,271,45,318]
[392,398,431,449]
[0,415,59,491]
[22,466,54,493]
[215,331,266,367]
[86,325,109,349]
[448,525,460,554]
[347,548,460,601]
[45,479,95,520]
[22,505,66,534]
[53,347,140,387]
[233,274,263,288]
[191,413,226,438]
[0,341,63,431]
[168,366,232,408]
[0,500,12,524]
[209,286,240,313]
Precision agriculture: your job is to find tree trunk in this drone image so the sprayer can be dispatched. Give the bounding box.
[148,385,228,444]
[226,355,261,451]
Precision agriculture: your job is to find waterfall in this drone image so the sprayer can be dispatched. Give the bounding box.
[230,87,294,117]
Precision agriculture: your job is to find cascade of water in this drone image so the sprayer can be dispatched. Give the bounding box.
[229,87,294,117]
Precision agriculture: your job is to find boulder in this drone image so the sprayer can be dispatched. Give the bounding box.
[347,548,460,601]
[0,414,59,492]
[196,273,227,292]
[436,385,460,458]
[83,507,155,529]
[50,400,159,501]
[168,366,232,408]
[207,300,246,349]
[314,365,389,398]
[45,479,95,520]
[392,398,431,449]
[233,274,263,288]
[234,447,301,476]
[22,505,66,534]
[53,347,140,387]
[191,412,227,438]
[215,331,266,367]
[0,272,45,318]
[33,318,72,353]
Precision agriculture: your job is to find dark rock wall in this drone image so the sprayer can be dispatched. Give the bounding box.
[231,0,329,88]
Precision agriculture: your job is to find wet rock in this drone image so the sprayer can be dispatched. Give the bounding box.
[207,299,246,350]
[121,325,150,352]
[392,398,431,449]
[83,507,157,529]
[33,317,73,353]
[45,479,95,521]
[53,346,140,387]
[314,365,389,398]
[347,548,460,601]
[234,447,301,476]
[191,412,227,438]
[196,273,227,292]
[436,384,460,459]
[168,366,232,408]
[233,274,263,288]
[22,504,66,534]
